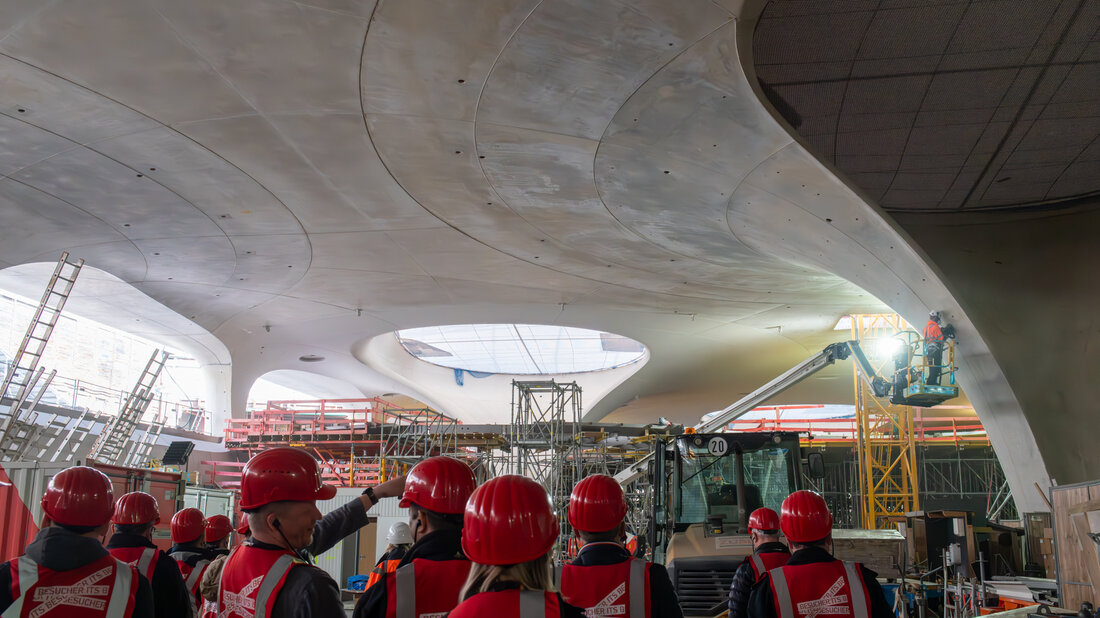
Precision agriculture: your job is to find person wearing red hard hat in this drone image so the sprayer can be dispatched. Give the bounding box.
[168,507,211,615]
[219,447,405,618]
[204,514,235,558]
[354,455,477,618]
[559,474,683,618]
[727,507,789,618]
[0,466,155,617]
[746,491,892,618]
[450,475,584,617]
[107,491,192,618]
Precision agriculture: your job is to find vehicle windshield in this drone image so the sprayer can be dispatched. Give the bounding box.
[676,436,797,527]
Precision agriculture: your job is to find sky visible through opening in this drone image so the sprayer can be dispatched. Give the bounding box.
[397,324,647,375]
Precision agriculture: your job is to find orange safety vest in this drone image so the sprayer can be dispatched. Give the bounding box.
[218,545,308,618]
[384,558,471,618]
[559,558,650,617]
[768,561,871,618]
[449,589,560,618]
[5,553,138,617]
[745,551,790,582]
[106,547,158,584]
[923,320,944,343]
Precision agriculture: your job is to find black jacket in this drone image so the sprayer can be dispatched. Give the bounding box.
[728,541,790,618]
[568,542,684,618]
[0,526,155,617]
[168,543,210,567]
[354,527,466,618]
[746,546,893,618]
[107,531,192,618]
[250,497,370,618]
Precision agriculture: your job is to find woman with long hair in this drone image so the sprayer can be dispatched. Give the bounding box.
[450,475,584,617]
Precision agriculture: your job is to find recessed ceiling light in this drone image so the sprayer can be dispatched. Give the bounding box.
[299,354,325,362]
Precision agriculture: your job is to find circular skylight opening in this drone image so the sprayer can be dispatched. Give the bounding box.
[396,324,646,375]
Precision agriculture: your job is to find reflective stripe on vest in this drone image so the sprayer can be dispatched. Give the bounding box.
[771,561,869,618]
[185,560,210,592]
[395,563,414,618]
[135,549,155,581]
[254,554,297,618]
[751,554,766,577]
[4,555,135,618]
[391,558,471,618]
[520,590,543,618]
[628,559,645,618]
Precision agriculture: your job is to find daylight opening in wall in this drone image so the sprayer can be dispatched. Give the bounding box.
[396,324,647,375]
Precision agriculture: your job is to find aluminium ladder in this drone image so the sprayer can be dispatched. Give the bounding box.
[0,253,83,461]
[88,349,168,466]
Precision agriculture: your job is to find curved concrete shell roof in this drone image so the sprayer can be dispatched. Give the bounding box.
[0,0,1094,511]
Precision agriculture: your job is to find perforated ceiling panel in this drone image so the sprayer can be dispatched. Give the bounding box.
[752,0,1100,212]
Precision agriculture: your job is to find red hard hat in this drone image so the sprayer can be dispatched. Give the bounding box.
[568,474,627,532]
[462,475,559,565]
[780,490,833,543]
[205,515,234,543]
[399,456,476,515]
[41,466,115,527]
[238,447,336,510]
[171,508,205,543]
[748,507,781,533]
[112,491,161,525]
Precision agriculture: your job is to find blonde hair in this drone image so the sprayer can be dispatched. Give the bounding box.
[459,552,555,600]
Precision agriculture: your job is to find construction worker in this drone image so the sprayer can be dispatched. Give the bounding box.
[0,466,154,617]
[107,491,192,618]
[727,507,789,618]
[363,522,414,590]
[218,447,405,617]
[354,455,477,618]
[168,507,210,615]
[746,491,893,618]
[450,475,584,617]
[559,474,683,618]
[203,514,234,558]
[923,311,945,385]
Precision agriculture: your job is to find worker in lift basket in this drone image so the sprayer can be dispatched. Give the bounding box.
[728,507,790,618]
[449,475,585,617]
[218,446,405,617]
[558,474,683,617]
[353,456,478,618]
[107,490,192,618]
[746,491,893,618]
[0,465,155,617]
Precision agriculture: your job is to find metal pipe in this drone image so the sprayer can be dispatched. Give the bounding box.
[735,447,747,533]
[978,552,987,608]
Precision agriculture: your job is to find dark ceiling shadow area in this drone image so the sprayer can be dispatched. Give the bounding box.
[751,0,1100,213]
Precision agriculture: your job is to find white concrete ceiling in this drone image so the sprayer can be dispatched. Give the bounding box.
[0,0,1051,509]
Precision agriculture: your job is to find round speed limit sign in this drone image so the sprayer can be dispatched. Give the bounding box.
[707,436,729,456]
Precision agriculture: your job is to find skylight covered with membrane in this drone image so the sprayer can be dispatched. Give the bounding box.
[396,324,646,375]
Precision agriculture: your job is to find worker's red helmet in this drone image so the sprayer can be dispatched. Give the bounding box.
[568,474,627,532]
[171,508,205,543]
[748,507,781,533]
[780,490,833,543]
[238,447,336,510]
[205,515,234,543]
[399,456,476,515]
[112,491,161,526]
[462,475,559,565]
[42,466,115,527]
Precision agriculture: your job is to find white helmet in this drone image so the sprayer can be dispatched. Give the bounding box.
[387,521,413,545]
[929,310,941,322]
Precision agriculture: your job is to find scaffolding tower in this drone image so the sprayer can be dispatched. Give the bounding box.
[510,380,582,562]
[851,313,920,529]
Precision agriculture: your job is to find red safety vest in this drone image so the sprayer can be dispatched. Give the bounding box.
[218,545,308,618]
[745,551,790,582]
[384,558,471,618]
[450,589,560,618]
[106,547,158,583]
[923,320,944,343]
[768,561,871,618]
[200,597,218,618]
[168,550,210,616]
[559,558,651,617]
[5,553,138,617]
